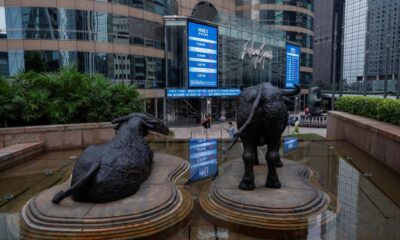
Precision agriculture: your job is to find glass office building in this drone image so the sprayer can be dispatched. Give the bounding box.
[341,0,400,96]
[235,0,314,88]
[0,0,293,124]
[342,0,368,91]
[164,14,286,124]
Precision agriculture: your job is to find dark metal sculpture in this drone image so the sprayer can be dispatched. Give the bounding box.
[307,87,323,116]
[52,113,170,203]
[225,83,300,190]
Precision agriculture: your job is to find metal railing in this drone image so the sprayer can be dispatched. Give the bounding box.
[190,128,223,139]
[299,115,327,128]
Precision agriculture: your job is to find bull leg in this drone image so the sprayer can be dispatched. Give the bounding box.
[277,124,286,168]
[265,139,282,189]
[253,148,260,165]
[276,142,283,168]
[239,143,257,190]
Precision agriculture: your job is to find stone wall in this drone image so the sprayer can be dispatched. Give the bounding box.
[0,123,115,151]
[327,111,400,175]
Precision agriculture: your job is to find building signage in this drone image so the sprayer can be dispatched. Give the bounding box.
[283,137,299,153]
[188,21,218,88]
[189,139,218,182]
[285,44,300,88]
[166,89,240,98]
[241,40,273,69]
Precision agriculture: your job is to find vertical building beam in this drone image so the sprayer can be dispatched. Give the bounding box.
[331,13,338,110]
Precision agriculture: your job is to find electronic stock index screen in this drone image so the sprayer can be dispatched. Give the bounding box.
[188,21,218,88]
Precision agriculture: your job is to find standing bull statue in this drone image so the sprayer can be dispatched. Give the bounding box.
[225,83,300,190]
[52,113,170,203]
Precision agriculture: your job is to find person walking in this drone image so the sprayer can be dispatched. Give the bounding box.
[293,117,300,134]
[225,122,237,139]
[206,113,212,129]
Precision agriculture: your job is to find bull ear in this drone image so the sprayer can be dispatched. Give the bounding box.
[139,113,159,129]
[111,114,134,124]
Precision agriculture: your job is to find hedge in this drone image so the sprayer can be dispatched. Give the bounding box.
[0,67,144,127]
[335,96,400,126]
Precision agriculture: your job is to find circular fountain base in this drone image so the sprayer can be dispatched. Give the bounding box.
[200,158,337,239]
[20,153,193,240]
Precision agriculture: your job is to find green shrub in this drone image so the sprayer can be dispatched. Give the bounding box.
[0,67,144,127]
[336,96,400,126]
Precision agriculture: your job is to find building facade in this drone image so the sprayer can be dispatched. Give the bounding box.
[0,0,302,124]
[314,0,344,91]
[235,0,314,89]
[341,0,400,95]
[342,0,368,91]
[366,0,400,94]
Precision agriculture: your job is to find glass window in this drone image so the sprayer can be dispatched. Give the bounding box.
[58,9,76,40]
[21,8,58,39]
[25,51,60,72]
[0,52,9,77]
[8,50,24,75]
[0,7,6,39]
[4,7,165,49]
[5,7,22,39]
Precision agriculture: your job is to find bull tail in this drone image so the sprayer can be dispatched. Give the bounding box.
[52,162,100,204]
[223,85,263,154]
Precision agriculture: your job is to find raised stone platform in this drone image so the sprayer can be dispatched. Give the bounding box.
[20,153,193,240]
[200,158,337,239]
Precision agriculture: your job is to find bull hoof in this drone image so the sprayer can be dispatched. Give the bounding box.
[266,178,281,189]
[276,160,283,168]
[239,179,255,191]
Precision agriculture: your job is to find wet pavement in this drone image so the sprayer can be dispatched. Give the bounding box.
[0,140,399,240]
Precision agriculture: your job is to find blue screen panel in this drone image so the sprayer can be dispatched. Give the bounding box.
[285,44,300,88]
[189,138,218,182]
[283,137,299,153]
[166,89,241,98]
[188,21,218,88]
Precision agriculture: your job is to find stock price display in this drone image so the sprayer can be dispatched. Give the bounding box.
[188,21,218,88]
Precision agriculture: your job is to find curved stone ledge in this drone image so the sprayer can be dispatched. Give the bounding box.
[20,153,193,240]
[327,111,400,174]
[200,158,337,239]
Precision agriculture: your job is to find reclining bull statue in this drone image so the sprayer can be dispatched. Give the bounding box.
[52,113,170,203]
[225,83,300,190]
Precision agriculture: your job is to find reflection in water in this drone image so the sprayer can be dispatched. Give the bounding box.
[0,141,399,239]
[337,158,360,240]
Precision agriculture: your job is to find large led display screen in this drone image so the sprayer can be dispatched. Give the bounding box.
[188,21,218,88]
[166,89,240,98]
[285,44,300,88]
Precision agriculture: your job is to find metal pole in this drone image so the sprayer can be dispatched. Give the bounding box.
[397,45,400,99]
[331,13,338,110]
[163,98,167,124]
[363,10,370,96]
[384,43,390,98]
[339,4,345,97]
[384,12,392,98]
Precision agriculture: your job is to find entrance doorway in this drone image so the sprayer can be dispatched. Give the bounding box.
[166,97,238,126]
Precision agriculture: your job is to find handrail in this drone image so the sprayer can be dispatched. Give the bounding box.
[190,128,223,139]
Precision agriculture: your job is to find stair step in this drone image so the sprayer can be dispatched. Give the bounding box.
[0,142,44,172]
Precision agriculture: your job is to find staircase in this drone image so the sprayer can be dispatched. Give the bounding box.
[0,142,44,172]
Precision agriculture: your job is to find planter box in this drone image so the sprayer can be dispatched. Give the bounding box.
[0,123,172,151]
[327,111,400,175]
[0,123,115,151]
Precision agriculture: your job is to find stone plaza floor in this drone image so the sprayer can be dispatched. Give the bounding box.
[170,122,326,139]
